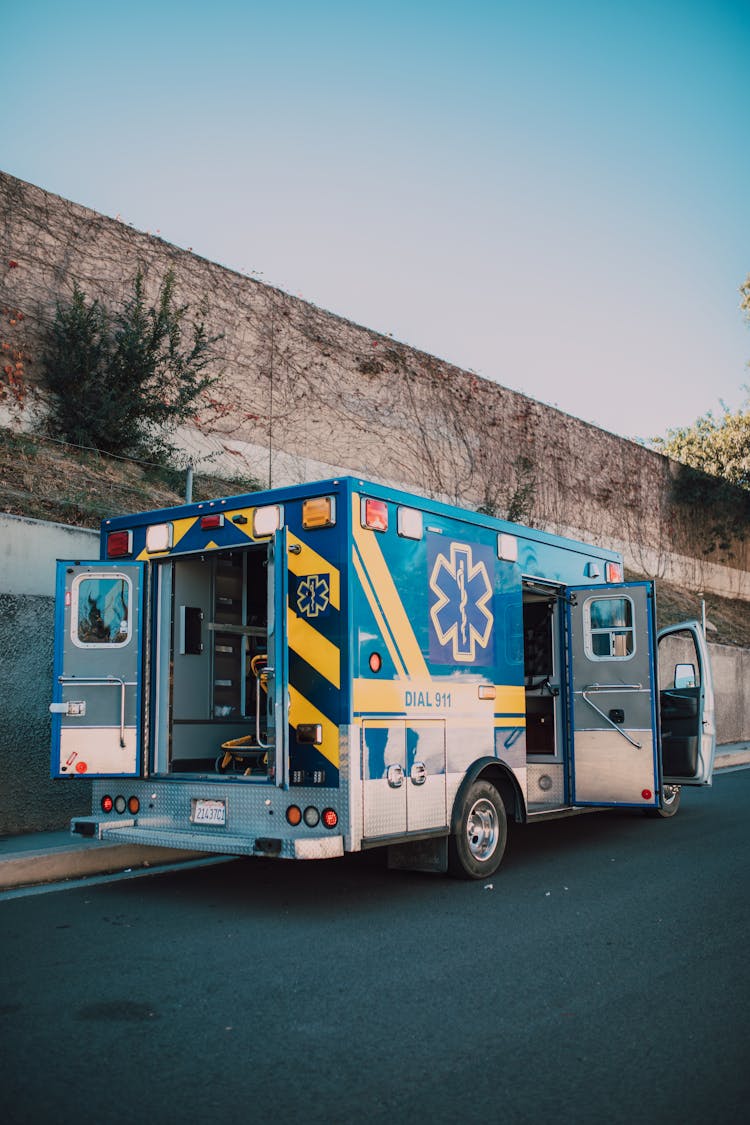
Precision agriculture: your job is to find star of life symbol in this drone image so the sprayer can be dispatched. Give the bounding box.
[429,543,493,662]
[296,574,330,619]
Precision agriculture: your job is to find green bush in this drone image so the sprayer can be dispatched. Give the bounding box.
[42,269,219,461]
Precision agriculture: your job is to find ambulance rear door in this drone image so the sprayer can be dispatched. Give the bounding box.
[567,581,660,808]
[51,561,145,778]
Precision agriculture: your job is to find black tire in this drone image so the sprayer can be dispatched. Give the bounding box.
[448,779,508,879]
[648,784,681,818]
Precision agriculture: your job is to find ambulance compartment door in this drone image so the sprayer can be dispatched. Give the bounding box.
[658,621,715,785]
[51,561,145,778]
[266,529,290,787]
[567,581,659,808]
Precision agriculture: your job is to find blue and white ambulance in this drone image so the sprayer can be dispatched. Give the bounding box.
[50,476,715,878]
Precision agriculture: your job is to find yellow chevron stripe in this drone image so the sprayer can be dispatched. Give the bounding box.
[287,606,341,689]
[287,532,340,609]
[288,685,340,769]
[352,497,428,679]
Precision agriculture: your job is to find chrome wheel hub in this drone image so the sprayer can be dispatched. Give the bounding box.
[466,798,499,862]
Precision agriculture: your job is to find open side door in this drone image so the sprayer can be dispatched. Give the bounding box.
[657,620,716,786]
[266,528,290,788]
[567,581,659,808]
[51,561,145,778]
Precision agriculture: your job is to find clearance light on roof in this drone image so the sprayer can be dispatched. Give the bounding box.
[302,496,336,529]
[106,530,133,558]
[200,513,224,530]
[497,533,518,563]
[252,505,282,537]
[397,506,423,540]
[362,497,388,532]
[145,523,173,553]
[606,562,624,583]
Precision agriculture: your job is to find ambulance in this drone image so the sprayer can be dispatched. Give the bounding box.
[50,476,715,879]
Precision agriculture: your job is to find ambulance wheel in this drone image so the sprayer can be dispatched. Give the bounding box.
[648,784,681,818]
[448,780,507,880]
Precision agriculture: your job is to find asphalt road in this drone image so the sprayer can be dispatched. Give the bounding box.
[2,771,749,1125]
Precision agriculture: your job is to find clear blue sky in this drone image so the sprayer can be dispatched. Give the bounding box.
[2,0,748,440]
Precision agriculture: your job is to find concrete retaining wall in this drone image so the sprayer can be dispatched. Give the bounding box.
[0,515,98,834]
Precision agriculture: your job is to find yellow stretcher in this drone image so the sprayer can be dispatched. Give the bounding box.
[214,654,269,774]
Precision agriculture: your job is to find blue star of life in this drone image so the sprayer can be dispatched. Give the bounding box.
[429,542,493,663]
[296,574,330,619]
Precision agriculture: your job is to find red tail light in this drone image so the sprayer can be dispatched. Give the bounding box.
[106,530,133,558]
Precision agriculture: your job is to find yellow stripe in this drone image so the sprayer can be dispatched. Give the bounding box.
[287,532,340,610]
[287,607,341,689]
[288,685,340,769]
[352,497,429,679]
[353,679,526,716]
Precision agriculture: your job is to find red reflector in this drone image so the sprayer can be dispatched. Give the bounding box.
[642,789,653,800]
[107,530,132,558]
[321,808,338,829]
[363,498,388,532]
[200,514,224,530]
[369,652,382,673]
[606,562,624,583]
[101,795,114,813]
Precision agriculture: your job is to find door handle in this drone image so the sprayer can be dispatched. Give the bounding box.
[386,763,404,788]
[410,761,427,785]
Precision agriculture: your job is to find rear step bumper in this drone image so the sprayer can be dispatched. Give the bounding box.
[99,824,344,860]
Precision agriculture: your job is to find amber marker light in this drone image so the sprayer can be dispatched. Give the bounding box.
[286,805,302,826]
[128,796,140,815]
[302,496,336,529]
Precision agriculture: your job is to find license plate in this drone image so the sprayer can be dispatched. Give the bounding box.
[191,798,226,826]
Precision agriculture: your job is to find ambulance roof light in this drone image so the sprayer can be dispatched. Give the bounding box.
[497,533,518,563]
[606,562,624,583]
[145,523,173,553]
[361,497,388,532]
[302,496,336,529]
[397,506,423,540]
[106,530,133,558]
[252,505,282,537]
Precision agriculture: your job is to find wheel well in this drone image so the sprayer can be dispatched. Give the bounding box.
[453,759,526,826]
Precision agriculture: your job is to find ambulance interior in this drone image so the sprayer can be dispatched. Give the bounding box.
[154,547,272,776]
[522,584,565,807]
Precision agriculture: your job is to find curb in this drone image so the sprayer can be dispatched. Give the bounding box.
[0,836,208,892]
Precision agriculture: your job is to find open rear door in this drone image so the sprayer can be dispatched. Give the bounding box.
[51,561,145,778]
[567,581,659,808]
[266,529,290,787]
[657,621,715,785]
